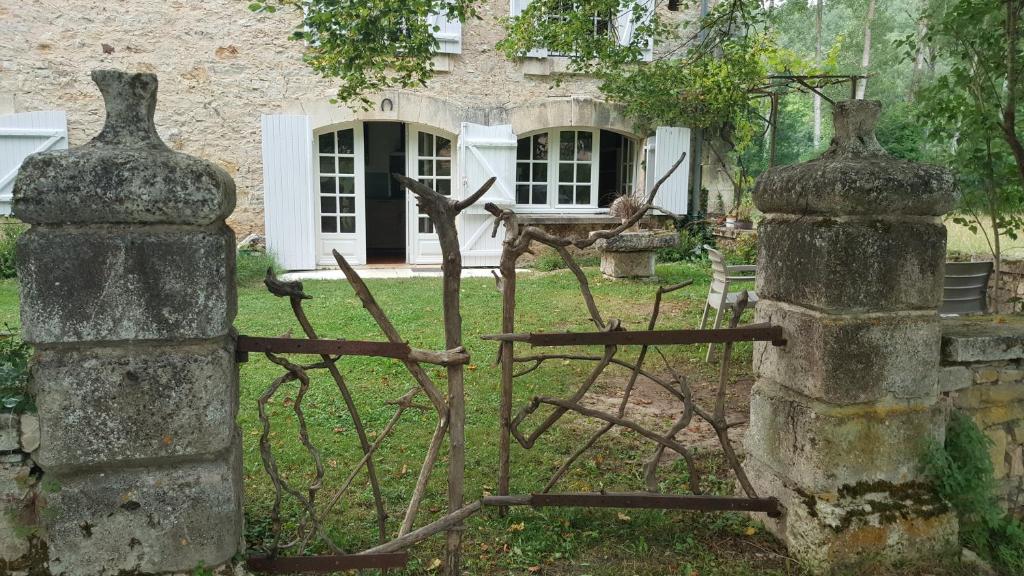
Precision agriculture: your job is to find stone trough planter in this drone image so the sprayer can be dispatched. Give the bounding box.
[593,230,678,279]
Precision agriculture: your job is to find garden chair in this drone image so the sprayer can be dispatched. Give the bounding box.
[941,261,993,315]
[700,245,758,362]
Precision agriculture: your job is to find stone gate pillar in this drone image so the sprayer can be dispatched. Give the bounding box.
[744,101,959,569]
[13,70,242,574]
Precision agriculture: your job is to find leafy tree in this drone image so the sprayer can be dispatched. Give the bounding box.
[905,0,1024,300]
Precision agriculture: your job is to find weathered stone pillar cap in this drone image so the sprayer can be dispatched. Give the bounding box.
[13,70,235,225]
[753,100,957,217]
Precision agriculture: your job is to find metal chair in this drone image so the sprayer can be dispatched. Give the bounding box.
[941,261,993,315]
[700,245,758,362]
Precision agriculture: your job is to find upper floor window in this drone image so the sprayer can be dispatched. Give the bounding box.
[516,129,638,210]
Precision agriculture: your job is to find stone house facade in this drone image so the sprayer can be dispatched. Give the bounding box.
[0,0,705,269]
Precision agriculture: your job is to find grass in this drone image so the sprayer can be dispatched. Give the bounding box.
[0,264,982,575]
[946,218,1024,260]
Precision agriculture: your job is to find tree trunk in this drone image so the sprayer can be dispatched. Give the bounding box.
[814,0,823,148]
[856,0,876,99]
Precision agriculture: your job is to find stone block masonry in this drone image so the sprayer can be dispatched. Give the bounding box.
[11,70,242,575]
[940,317,1024,516]
[745,101,960,572]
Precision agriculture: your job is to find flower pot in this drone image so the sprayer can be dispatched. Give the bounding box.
[725,217,737,229]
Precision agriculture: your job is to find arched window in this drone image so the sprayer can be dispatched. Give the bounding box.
[515,129,638,210]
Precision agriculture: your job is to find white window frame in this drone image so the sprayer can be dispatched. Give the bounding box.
[514,128,601,211]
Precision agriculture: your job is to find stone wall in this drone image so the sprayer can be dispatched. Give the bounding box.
[0,411,42,570]
[991,258,1024,314]
[0,1,700,238]
[940,317,1024,516]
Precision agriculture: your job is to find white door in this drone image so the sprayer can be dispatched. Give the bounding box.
[0,111,68,215]
[458,123,517,267]
[406,128,454,265]
[315,124,366,266]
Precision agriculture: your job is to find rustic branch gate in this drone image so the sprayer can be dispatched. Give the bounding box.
[237,157,785,574]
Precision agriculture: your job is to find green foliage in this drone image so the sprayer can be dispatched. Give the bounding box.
[657,214,716,262]
[0,221,26,280]
[248,0,479,108]
[0,331,31,414]
[237,249,283,288]
[922,412,1024,574]
[723,232,757,264]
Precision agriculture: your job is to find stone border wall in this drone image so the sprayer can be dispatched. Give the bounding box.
[991,258,1024,314]
[940,318,1024,516]
[0,411,41,567]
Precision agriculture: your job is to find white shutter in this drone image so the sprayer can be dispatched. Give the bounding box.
[615,0,655,61]
[427,12,462,54]
[458,123,516,267]
[261,114,316,271]
[1,111,67,215]
[511,0,548,58]
[651,127,690,216]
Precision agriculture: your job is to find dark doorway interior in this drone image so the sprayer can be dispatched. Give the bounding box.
[364,122,406,263]
[598,130,630,208]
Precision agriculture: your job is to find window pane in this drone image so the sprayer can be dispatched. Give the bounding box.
[319,156,335,174]
[437,137,451,157]
[559,163,573,183]
[517,138,530,160]
[516,162,530,182]
[436,179,451,196]
[339,216,356,233]
[533,162,547,182]
[560,131,575,161]
[533,184,547,204]
[339,196,355,214]
[437,160,451,177]
[534,134,548,160]
[517,184,530,204]
[319,177,335,195]
[321,216,337,233]
[318,133,335,154]
[577,131,593,161]
[577,163,591,183]
[419,217,434,234]
[577,185,591,204]
[320,196,337,214]
[419,160,433,177]
[558,185,573,204]
[338,130,354,154]
[419,132,433,155]
[338,157,354,174]
[339,177,355,195]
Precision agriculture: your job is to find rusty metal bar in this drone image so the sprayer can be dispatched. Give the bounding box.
[246,553,409,573]
[236,336,470,366]
[480,324,786,347]
[519,493,782,517]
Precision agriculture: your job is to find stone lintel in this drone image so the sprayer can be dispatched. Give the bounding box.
[32,339,238,471]
[17,225,236,344]
[754,299,940,405]
[940,316,1024,363]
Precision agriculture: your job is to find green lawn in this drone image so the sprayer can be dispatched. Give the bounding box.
[0,268,975,575]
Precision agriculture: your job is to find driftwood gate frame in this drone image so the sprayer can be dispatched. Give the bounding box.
[237,154,785,575]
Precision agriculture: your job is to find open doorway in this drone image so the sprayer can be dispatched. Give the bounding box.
[364,122,406,263]
[598,130,638,208]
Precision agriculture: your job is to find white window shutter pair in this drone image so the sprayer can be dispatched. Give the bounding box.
[510,0,548,58]
[615,0,655,61]
[0,111,68,215]
[646,127,691,216]
[261,114,317,271]
[427,12,462,54]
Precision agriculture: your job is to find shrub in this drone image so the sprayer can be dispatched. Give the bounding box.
[0,331,31,413]
[658,214,715,263]
[237,248,282,287]
[923,412,1024,574]
[723,232,757,265]
[0,221,27,279]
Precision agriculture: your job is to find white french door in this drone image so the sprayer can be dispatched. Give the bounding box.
[406,128,454,265]
[315,124,366,266]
